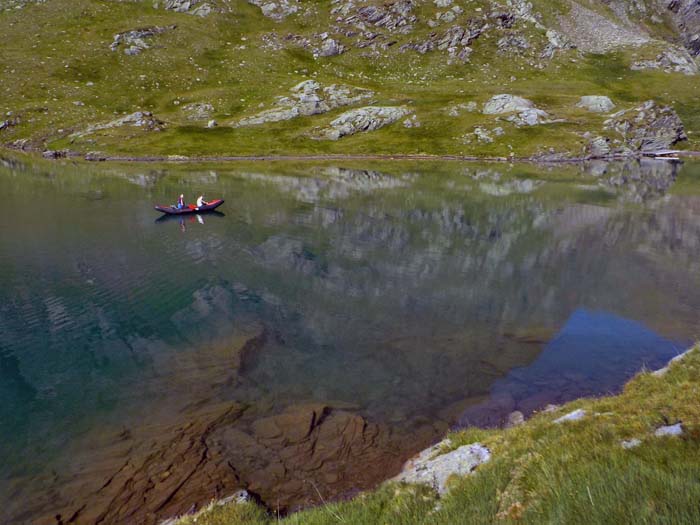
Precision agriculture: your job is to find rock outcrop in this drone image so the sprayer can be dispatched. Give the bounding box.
[110,26,176,55]
[163,0,214,16]
[393,438,491,494]
[182,102,214,121]
[248,0,300,21]
[483,94,536,115]
[631,47,699,75]
[603,100,687,154]
[483,94,550,126]
[71,111,165,139]
[236,80,373,126]
[576,96,615,113]
[312,106,411,140]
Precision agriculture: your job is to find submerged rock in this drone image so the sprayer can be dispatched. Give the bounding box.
[236,80,373,126]
[577,96,615,113]
[506,410,525,428]
[393,439,491,494]
[312,106,412,140]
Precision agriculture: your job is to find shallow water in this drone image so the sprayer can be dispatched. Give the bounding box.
[1,156,699,523]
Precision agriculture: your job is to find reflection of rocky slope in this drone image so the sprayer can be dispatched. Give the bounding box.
[219,160,696,418]
[238,167,413,202]
[3,159,700,524]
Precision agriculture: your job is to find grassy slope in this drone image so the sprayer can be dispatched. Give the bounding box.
[0,0,698,157]
[177,347,700,524]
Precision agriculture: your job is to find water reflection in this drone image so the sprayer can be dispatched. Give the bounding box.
[1,156,699,523]
[155,211,226,232]
[458,309,688,427]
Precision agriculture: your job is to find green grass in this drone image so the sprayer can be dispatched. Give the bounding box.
[175,347,700,524]
[1,0,699,157]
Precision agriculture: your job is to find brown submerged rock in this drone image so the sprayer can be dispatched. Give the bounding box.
[13,324,437,525]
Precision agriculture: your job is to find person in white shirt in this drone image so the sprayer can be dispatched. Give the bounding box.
[196,195,209,207]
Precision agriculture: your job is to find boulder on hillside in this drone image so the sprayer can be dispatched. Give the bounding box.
[312,106,412,140]
[248,0,299,21]
[392,439,491,494]
[110,25,176,55]
[631,47,698,75]
[604,100,687,154]
[576,96,615,113]
[483,95,552,126]
[163,0,213,16]
[483,94,535,114]
[236,80,373,126]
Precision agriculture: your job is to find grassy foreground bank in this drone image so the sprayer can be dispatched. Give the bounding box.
[176,347,700,525]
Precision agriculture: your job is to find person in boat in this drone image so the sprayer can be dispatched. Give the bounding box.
[196,195,209,208]
[176,194,185,209]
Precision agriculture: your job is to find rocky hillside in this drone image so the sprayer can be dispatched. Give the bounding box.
[0,0,698,158]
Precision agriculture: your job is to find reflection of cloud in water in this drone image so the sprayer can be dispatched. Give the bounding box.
[238,167,412,202]
[458,309,687,427]
[479,179,544,196]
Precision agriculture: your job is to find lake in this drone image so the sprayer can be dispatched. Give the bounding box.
[1,156,699,524]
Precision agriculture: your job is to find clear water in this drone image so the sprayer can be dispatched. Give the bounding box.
[1,156,699,519]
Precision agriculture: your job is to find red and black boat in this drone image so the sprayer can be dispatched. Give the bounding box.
[155,199,224,215]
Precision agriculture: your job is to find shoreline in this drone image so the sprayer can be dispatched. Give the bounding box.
[171,345,698,525]
[4,147,700,165]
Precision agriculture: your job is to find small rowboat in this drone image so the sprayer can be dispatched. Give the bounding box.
[155,199,224,215]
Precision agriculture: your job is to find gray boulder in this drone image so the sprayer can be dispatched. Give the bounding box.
[654,423,683,437]
[554,409,586,423]
[237,80,373,126]
[587,136,612,157]
[392,439,491,494]
[317,38,345,58]
[483,94,535,114]
[621,438,642,449]
[248,0,299,21]
[577,96,615,113]
[164,0,213,16]
[313,106,412,140]
[506,107,550,126]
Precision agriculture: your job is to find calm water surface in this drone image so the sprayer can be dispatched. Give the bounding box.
[1,157,699,522]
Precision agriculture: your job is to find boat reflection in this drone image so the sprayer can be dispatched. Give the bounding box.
[155,210,226,231]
